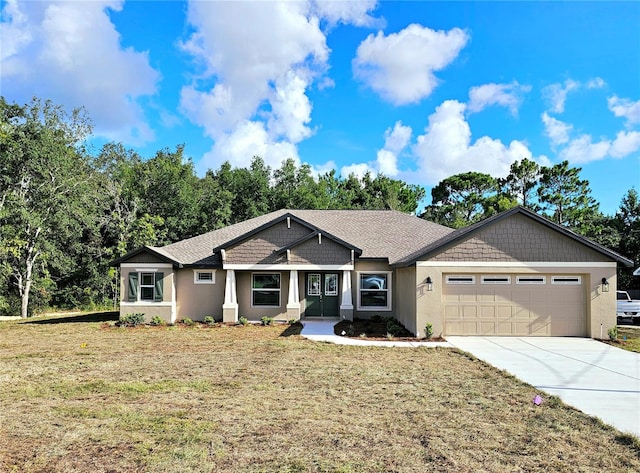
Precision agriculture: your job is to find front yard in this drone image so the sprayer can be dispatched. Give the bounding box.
[1,313,639,472]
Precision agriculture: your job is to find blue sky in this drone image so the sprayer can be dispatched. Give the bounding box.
[2,1,639,215]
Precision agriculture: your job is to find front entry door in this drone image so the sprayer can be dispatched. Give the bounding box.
[305,273,339,317]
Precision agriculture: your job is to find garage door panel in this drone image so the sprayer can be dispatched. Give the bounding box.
[444,273,585,337]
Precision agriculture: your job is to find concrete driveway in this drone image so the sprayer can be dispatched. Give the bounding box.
[446,337,640,437]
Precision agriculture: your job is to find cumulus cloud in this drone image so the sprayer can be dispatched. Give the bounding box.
[608,96,640,127]
[559,131,640,164]
[542,79,579,114]
[352,24,469,105]
[586,77,606,89]
[541,112,573,148]
[180,0,378,171]
[375,122,412,176]
[412,100,545,184]
[0,0,159,145]
[467,81,531,116]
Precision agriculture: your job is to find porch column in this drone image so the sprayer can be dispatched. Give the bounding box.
[286,270,301,320]
[340,270,354,321]
[222,269,238,323]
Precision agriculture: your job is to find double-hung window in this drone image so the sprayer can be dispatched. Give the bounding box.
[358,272,391,311]
[127,271,164,302]
[252,273,281,307]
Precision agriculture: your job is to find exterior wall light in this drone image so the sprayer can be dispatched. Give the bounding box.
[426,276,433,292]
[601,277,610,293]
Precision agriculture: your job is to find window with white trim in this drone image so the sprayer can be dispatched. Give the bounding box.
[358,272,391,311]
[194,270,215,284]
[516,276,546,285]
[127,271,164,302]
[252,273,281,307]
[446,275,476,284]
[140,272,156,300]
[551,276,582,285]
[481,275,511,284]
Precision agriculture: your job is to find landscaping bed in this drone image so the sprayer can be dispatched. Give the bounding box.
[334,317,445,341]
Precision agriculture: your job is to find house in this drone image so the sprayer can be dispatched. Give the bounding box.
[112,206,633,338]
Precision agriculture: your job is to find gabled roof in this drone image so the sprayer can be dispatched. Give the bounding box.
[110,245,180,266]
[395,206,634,267]
[135,209,454,266]
[212,212,363,257]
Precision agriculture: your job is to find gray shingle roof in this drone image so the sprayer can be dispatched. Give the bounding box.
[160,209,454,266]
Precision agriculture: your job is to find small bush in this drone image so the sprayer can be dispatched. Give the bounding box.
[371,314,384,323]
[386,319,402,336]
[287,318,297,325]
[119,313,145,327]
[608,326,618,341]
[238,316,249,326]
[424,323,434,340]
[203,316,215,326]
[181,317,194,326]
[150,316,165,326]
[261,316,273,326]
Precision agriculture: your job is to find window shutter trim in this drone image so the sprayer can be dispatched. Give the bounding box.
[154,272,164,302]
[128,272,138,302]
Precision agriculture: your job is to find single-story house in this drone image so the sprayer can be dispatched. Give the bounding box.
[112,206,633,338]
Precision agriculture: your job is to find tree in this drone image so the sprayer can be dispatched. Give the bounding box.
[500,158,541,210]
[0,97,97,317]
[537,161,599,230]
[421,172,500,228]
[615,189,640,289]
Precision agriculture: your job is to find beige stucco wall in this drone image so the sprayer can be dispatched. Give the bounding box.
[175,269,224,322]
[395,266,418,336]
[415,264,617,339]
[236,270,291,321]
[119,264,175,323]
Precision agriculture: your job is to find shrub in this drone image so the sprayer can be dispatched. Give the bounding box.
[608,326,618,341]
[261,316,273,326]
[424,323,434,340]
[386,319,403,336]
[119,313,145,327]
[150,316,165,326]
[203,316,215,326]
[238,316,249,326]
[287,318,297,325]
[371,314,384,323]
[181,317,194,326]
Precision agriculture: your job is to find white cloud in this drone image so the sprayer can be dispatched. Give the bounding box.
[559,131,640,164]
[352,24,469,105]
[542,79,579,114]
[341,162,376,179]
[541,112,573,147]
[0,0,159,145]
[412,100,545,184]
[467,81,531,116]
[375,121,412,176]
[608,96,640,127]
[586,77,606,89]
[181,0,379,171]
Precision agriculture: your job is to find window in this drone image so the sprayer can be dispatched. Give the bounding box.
[446,275,475,284]
[141,272,155,300]
[481,275,511,284]
[252,273,281,307]
[194,270,215,284]
[516,276,546,285]
[127,271,164,302]
[551,276,582,285]
[358,272,391,311]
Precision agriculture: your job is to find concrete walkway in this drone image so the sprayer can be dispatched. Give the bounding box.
[300,319,451,347]
[447,336,640,438]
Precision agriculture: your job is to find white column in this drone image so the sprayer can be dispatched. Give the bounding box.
[340,270,353,310]
[222,269,238,323]
[287,270,300,308]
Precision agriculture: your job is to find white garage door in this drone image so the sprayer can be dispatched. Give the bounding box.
[443,274,586,336]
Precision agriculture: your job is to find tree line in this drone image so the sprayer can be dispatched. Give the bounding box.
[1,97,638,317]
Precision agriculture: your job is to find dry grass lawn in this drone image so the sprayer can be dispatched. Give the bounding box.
[1,312,639,473]
[610,325,640,353]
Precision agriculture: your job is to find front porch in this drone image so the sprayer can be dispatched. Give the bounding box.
[221,268,354,323]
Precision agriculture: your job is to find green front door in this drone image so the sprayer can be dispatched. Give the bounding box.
[305,273,339,317]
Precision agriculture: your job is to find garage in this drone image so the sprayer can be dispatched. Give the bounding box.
[443,273,586,336]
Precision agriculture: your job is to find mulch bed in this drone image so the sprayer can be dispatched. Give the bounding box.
[334,319,446,342]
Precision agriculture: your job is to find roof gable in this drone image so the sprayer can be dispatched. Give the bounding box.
[399,206,633,266]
